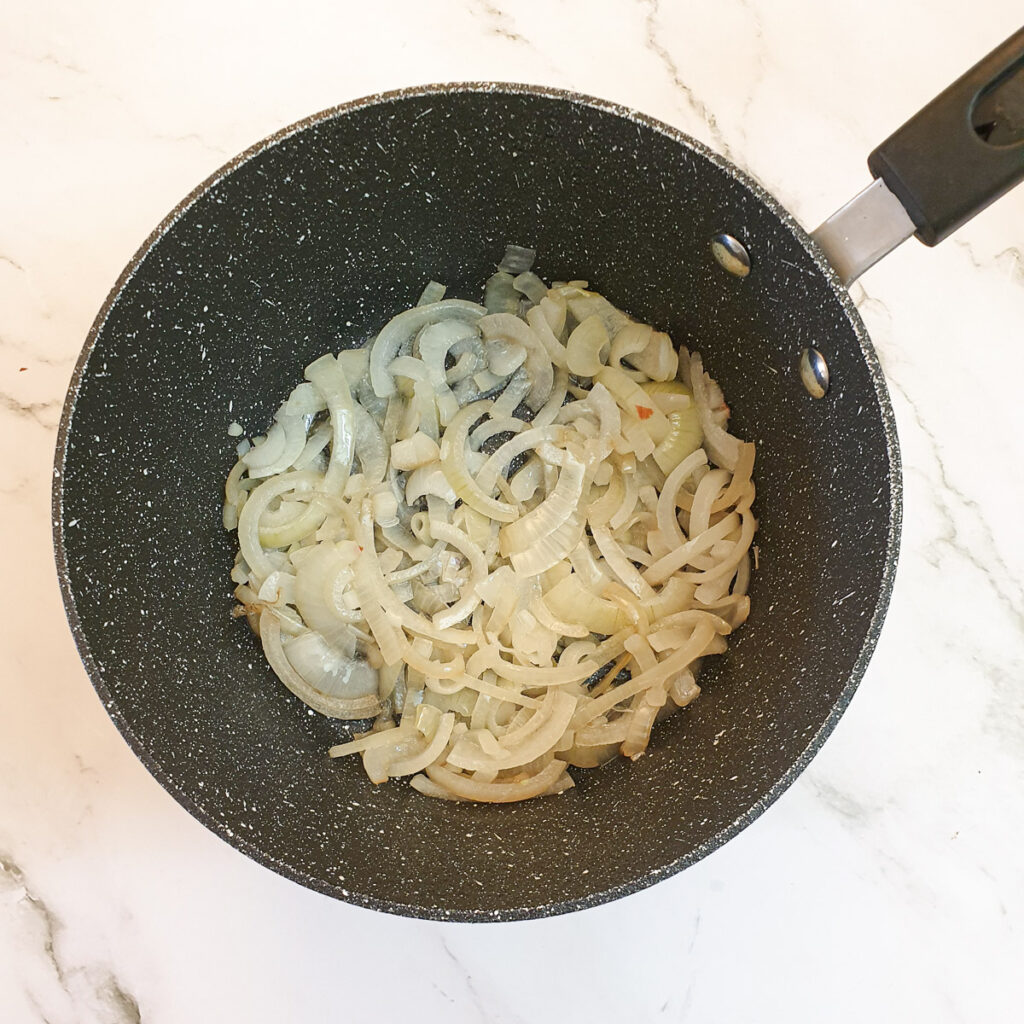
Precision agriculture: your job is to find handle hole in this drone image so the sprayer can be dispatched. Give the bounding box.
[972,57,1024,147]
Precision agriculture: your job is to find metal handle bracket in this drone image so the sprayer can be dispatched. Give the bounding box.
[811,178,918,286]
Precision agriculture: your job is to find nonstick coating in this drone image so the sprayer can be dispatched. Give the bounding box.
[54,84,900,921]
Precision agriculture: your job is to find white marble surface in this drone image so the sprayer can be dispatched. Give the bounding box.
[2,1,1023,1020]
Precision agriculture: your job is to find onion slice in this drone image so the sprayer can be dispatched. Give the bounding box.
[227,258,757,805]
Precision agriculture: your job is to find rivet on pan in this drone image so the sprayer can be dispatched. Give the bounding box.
[800,347,830,398]
[710,233,751,277]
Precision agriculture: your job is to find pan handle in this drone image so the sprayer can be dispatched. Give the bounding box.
[812,26,1024,286]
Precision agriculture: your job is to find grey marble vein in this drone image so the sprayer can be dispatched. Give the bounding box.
[101,979,142,1024]
[855,285,1024,629]
[1,851,144,1024]
[805,775,879,827]
[637,0,737,162]
[470,0,527,44]
[888,369,1024,632]
[885,371,1024,744]
[954,238,1024,285]
[0,855,66,990]
[0,349,71,368]
[36,52,87,75]
[996,246,1024,284]
[439,936,490,1023]
[151,131,231,157]
[0,392,61,430]
[730,0,767,129]
[0,475,32,497]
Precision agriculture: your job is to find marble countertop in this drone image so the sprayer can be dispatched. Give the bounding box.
[3,1,1023,1020]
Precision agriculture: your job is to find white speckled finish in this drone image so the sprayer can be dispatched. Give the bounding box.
[3,0,1023,1019]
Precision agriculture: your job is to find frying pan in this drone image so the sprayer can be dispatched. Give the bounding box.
[54,30,1024,921]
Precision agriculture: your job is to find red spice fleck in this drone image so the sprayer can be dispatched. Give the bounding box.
[635,405,653,420]
[19,367,27,372]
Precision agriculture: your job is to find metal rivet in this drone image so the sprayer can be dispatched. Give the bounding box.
[800,347,830,398]
[710,233,751,277]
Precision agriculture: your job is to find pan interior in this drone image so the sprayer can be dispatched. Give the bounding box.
[55,87,898,920]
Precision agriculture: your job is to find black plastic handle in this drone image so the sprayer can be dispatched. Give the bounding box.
[867,27,1024,246]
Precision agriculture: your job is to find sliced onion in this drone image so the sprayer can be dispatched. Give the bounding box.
[424,760,569,803]
[470,416,525,449]
[243,410,308,479]
[587,467,625,528]
[626,329,678,381]
[484,335,526,376]
[566,314,610,376]
[439,401,518,522]
[390,432,440,471]
[620,699,661,759]
[237,470,321,584]
[352,404,388,485]
[417,280,446,305]
[497,244,536,274]
[690,468,732,538]
[305,354,356,495]
[386,711,456,777]
[656,449,708,547]
[645,506,741,584]
[674,441,755,515]
[328,723,403,759]
[675,510,758,587]
[409,774,466,800]
[499,453,585,557]
[468,643,597,686]
[292,421,332,471]
[609,323,651,371]
[484,270,520,314]
[590,524,656,600]
[564,290,632,337]
[543,574,623,635]
[260,612,380,720]
[538,293,567,340]
[284,630,378,700]
[352,508,475,645]
[474,425,565,497]
[406,464,457,505]
[338,348,370,387]
[370,299,486,398]
[229,261,757,805]
[525,306,568,369]
[513,271,549,304]
[645,382,702,474]
[480,313,555,410]
[597,365,670,444]
[689,352,742,470]
[574,621,717,727]
[491,367,532,419]
[509,509,585,578]
[609,459,639,531]
[447,691,576,771]
[430,521,489,629]
[258,496,328,549]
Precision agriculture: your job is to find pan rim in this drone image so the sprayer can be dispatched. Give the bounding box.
[51,80,902,922]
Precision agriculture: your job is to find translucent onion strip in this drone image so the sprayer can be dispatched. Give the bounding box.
[260,611,380,720]
[226,257,758,804]
[370,299,486,398]
[237,470,321,584]
[439,401,518,522]
[423,760,570,803]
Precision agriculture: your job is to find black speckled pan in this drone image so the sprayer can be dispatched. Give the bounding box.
[53,84,902,921]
